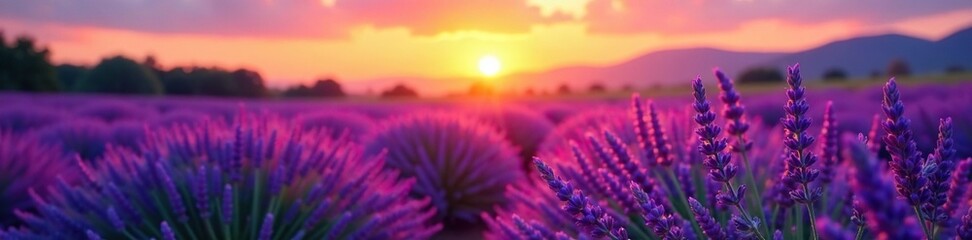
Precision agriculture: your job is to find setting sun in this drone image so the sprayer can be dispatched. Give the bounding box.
[478,55,502,77]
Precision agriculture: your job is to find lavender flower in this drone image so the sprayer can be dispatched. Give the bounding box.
[819,101,840,184]
[0,106,64,134]
[364,113,524,225]
[945,158,972,224]
[647,102,674,167]
[815,217,854,240]
[715,68,752,153]
[631,182,685,240]
[294,110,374,140]
[691,76,738,185]
[75,101,157,123]
[923,118,956,224]
[35,119,111,160]
[847,135,922,239]
[0,132,74,226]
[781,64,822,205]
[688,197,724,239]
[5,116,441,239]
[632,93,659,168]
[881,78,929,207]
[959,207,972,239]
[471,105,556,172]
[534,158,627,239]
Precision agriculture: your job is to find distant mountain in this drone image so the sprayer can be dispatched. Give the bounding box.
[503,48,785,90]
[762,27,972,79]
[358,26,972,96]
[506,26,972,91]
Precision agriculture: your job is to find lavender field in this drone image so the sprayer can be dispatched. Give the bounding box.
[0,65,969,240]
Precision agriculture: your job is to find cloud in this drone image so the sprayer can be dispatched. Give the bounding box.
[0,0,969,38]
[0,0,558,38]
[582,0,972,34]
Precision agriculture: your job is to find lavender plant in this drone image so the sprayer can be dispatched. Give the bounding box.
[35,119,111,161]
[0,132,74,226]
[364,113,524,226]
[295,111,375,140]
[485,65,964,240]
[0,106,64,134]
[470,105,556,172]
[1,116,442,239]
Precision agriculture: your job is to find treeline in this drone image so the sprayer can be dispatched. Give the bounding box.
[1,32,366,98]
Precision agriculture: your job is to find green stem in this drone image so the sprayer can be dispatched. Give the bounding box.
[806,203,818,240]
[735,136,770,237]
[663,169,704,237]
[204,219,220,240]
[249,171,263,240]
[725,181,767,240]
[913,207,932,240]
[182,221,200,240]
[855,226,864,240]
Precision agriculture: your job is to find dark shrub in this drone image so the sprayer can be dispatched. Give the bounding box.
[737,66,784,84]
[78,56,163,95]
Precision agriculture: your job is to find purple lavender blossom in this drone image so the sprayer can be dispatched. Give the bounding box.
[924,117,956,225]
[0,132,74,226]
[959,206,972,239]
[632,93,659,168]
[648,102,674,167]
[691,76,738,185]
[881,78,930,207]
[819,101,840,184]
[847,135,922,239]
[533,157,627,239]
[5,116,441,239]
[688,197,724,239]
[470,105,556,172]
[715,68,752,153]
[631,182,685,240]
[294,110,374,140]
[945,158,972,224]
[363,113,524,225]
[35,119,111,160]
[781,64,822,205]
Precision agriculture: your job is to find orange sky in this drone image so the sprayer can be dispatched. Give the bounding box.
[1,1,971,95]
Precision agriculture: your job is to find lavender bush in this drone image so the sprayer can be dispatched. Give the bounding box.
[364,113,525,226]
[0,106,64,134]
[486,64,968,240]
[0,132,74,226]
[35,119,111,160]
[1,116,441,239]
[469,105,556,172]
[295,111,375,140]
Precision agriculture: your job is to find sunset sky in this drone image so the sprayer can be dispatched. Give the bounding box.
[2,0,971,94]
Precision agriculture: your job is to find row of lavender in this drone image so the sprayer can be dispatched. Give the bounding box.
[0,64,970,239]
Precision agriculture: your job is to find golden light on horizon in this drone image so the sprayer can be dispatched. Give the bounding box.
[478,55,502,77]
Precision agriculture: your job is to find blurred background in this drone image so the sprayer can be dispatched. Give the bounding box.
[1,0,971,98]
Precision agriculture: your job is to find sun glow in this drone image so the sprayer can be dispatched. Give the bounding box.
[478,55,502,77]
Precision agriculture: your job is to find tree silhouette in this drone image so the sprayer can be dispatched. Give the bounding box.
[945,65,965,74]
[231,69,268,98]
[887,59,911,77]
[737,67,784,84]
[0,33,59,92]
[381,84,419,98]
[161,67,195,95]
[822,67,848,82]
[588,82,606,93]
[283,79,346,98]
[55,64,88,91]
[467,81,495,96]
[78,56,163,95]
[556,83,571,95]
